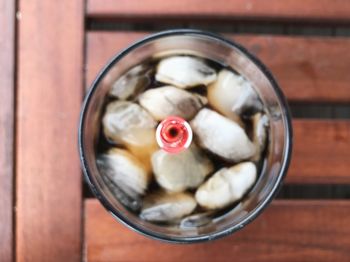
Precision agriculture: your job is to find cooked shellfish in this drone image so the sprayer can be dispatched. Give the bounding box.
[140,191,197,222]
[151,145,214,192]
[191,108,256,161]
[139,86,206,120]
[156,56,217,88]
[195,162,257,209]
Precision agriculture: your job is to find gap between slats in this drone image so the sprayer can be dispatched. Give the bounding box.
[86,20,350,38]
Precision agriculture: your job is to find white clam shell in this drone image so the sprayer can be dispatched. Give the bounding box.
[139,86,207,120]
[109,65,151,100]
[180,212,214,228]
[121,128,158,172]
[140,191,197,222]
[101,174,142,212]
[208,69,263,119]
[195,162,257,210]
[97,148,150,199]
[190,108,256,161]
[155,56,217,88]
[102,101,157,144]
[151,145,214,192]
[252,113,269,162]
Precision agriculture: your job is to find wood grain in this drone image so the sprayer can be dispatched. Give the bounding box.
[16,1,84,261]
[288,120,350,184]
[87,0,350,23]
[0,0,15,261]
[85,199,350,262]
[86,32,350,102]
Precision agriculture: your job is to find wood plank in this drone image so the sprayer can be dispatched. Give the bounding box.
[0,0,15,261]
[85,199,350,262]
[288,120,350,184]
[16,1,84,261]
[209,119,350,184]
[86,32,143,90]
[86,32,350,103]
[87,0,350,23]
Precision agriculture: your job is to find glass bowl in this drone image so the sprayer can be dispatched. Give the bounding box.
[79,29,293,243]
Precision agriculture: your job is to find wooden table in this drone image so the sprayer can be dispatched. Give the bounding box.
[1,1,350,261]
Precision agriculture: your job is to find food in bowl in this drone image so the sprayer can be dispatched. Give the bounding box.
[96,53,270,227]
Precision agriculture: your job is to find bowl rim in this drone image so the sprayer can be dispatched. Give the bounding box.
[78,29,293,244]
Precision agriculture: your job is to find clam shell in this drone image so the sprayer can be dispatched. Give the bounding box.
[121,128,158,172]
[139,86,207,120]
[195,162,257,210]
[190,108,256,162]
[101,174,142,212]
[251,113,269,162]
[151,145,214,192]
[109,65,152,100]
[102,101,157,144]
[208,69,263,119]
[180,212,214,228]
[97,148,150,199]
[140,191,197,222]
[155,56,217,88]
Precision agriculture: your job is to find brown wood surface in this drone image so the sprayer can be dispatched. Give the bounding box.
[85,199,350,262]
[0,0,15,261]
[16,1,84,261]
[289,120,350,184]
[86,32,350,102]
[87,0,350,23]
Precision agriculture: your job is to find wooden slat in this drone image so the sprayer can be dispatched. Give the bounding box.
[86,32,350,103]
[289,120,350,184]
[86,32,143,90]
[87,0,350,23]
[0,0,15,261]
[16,1,84,261]
[85,199,350,262]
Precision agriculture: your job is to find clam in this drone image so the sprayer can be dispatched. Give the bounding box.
[251,113,269,161]
[102,101,157,144]
[96,148,150,200]
[109,65,152,100]
[155,56,217,88]
[121,128,158,172]
[180,212,214,228]
[139,86,207,120]
[151,145,214,192]
[101,174,142,212]
[195,162,257,210]
[208,70,263,119]
[140,191,197,222]
[190,108,256,162]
